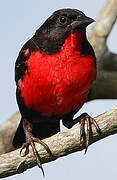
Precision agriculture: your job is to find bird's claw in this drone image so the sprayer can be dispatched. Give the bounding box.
[20,132,52,177]
[20,142,29,157]
[79,113,101,154]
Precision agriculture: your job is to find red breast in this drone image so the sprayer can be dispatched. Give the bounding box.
[19,31,96,116]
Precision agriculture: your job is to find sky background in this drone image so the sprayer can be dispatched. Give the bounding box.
[0,0,117,179]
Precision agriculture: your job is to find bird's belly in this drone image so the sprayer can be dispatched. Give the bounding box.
[19,52,96,116]
[20,79,88,116]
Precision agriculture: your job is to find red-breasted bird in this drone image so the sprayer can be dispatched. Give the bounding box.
[13,9,101,175]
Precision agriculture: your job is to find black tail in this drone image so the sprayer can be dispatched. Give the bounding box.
[13,118,25,148]
[13,118,60,148]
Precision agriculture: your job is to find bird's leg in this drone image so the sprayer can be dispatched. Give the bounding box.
[63,113,101,153]
[20,118,52,176]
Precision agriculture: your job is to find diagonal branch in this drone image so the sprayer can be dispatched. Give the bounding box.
[0,106,117,178]
[89,0,117,61]
[87,0,117,101]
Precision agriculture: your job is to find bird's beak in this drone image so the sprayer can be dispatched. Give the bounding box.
[71,16,95,31]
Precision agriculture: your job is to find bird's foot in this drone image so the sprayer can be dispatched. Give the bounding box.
[20,131,52,176]
[79,113,101,154]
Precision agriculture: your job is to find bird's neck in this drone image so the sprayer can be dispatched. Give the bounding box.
[34,29,86,55]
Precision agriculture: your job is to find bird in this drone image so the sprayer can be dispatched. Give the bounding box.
[13,8,101,175]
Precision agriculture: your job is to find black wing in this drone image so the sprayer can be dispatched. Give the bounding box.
[15,38,39,85]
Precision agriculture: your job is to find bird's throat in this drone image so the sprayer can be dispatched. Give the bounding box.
[62,31,85,53]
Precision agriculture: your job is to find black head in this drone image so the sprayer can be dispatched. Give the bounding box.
[33,9,94,54]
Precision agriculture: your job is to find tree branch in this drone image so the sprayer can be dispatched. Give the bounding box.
[87,51,117,100]
[0,113,20,155]
[88,0,117,61]
[0,106,117,178]
[87,0,117,100]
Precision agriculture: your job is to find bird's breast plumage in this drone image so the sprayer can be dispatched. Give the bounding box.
[19,32,96,116]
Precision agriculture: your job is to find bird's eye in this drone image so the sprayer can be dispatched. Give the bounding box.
[78,15,81,18]
[59,16,67,24]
